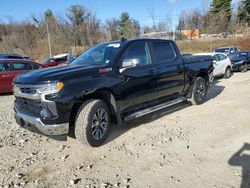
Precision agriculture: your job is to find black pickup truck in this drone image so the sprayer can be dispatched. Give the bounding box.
[14,39,213,147]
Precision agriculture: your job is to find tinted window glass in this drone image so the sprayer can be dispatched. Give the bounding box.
[0,63,3,71]
[55,58,67,63]
[214,55,220,61]
[151,42,176,64]
[218,54,226,61]
[0,55,23,59]
[0,63,10,72]
[8,56,23,59]
[71,42,122,66]
[215,48,229,53]
[12,62,32,71]
[234,47,239,52]
[32,64,40,69]
[122,42,151,65]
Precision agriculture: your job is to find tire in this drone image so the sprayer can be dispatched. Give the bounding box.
[75,99,111,147]
[188,77,207,105]
[240,63,247,73]
[223,67,231,79]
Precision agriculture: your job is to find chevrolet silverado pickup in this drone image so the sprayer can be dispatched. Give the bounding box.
[14,39,213,147]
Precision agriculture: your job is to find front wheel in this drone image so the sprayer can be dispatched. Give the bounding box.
[75,99,111,147]
[188,77,207,105]
[224,67,231,79]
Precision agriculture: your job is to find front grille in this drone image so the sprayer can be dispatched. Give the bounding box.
[19,87,37,94]
[15,97,42,116]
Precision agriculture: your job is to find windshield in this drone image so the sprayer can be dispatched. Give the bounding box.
[215,48,229,53]
[70,42,121,66]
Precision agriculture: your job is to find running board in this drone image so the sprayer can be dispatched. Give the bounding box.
[124,97,187,121]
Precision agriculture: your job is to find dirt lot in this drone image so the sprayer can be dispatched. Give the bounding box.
[0,72,250,188]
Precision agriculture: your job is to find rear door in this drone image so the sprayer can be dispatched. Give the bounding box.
[150,40,185,99]
[0,62,12,93]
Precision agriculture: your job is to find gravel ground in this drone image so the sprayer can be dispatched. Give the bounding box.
[0,72,250,188]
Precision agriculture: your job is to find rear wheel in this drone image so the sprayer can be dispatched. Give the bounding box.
[188,77,207,105]
[240,63,247,73]
[224,67,231,79]
[75,99,111,147]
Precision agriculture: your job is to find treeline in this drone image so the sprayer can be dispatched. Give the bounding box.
[0,5,140,61]
[177,0,250,35]
[0,1,250,61]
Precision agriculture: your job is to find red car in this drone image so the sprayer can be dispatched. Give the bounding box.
[0,59,44,93]
[43,54,74,67]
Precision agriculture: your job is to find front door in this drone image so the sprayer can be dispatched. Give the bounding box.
[115,41,159,114]
[213,54,227,76]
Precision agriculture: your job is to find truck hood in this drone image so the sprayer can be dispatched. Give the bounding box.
[14,64,99,84]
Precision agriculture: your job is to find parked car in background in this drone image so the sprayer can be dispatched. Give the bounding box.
[43,53,74,67]
[215,46,240,55]
[0,59,44,93]
[0,54,24,60]
[229,52,249,72]
[23,56,33,60]
[238,51,250,69]
[194,52,232,78]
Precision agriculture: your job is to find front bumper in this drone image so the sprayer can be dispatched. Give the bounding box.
[14,107,69,135]
[13,83,70,136]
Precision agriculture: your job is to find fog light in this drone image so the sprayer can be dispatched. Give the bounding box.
[40,108,53,119]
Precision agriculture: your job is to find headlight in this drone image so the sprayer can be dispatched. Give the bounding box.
[36,82,64,94]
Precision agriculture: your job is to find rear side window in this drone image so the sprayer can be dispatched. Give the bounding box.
[151,42,176,64]
[12,62,32,71]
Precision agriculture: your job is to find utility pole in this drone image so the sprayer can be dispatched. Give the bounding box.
[173,7,176,41]
[45,21,52,58]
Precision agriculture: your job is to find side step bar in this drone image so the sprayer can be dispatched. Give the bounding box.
[124,97,187,121]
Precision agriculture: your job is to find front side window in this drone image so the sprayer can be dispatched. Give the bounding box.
[214,55,220,61]
[71,42,122,66]
[122,42,151,65]
[151,41,176,64]
[0,63,3,72]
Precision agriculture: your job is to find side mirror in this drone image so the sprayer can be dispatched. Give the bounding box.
[120,58,139,73]
[212,60,217,64]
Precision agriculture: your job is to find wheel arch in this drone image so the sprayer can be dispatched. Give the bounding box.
[69,88,121,129]
[195,71,209,84]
